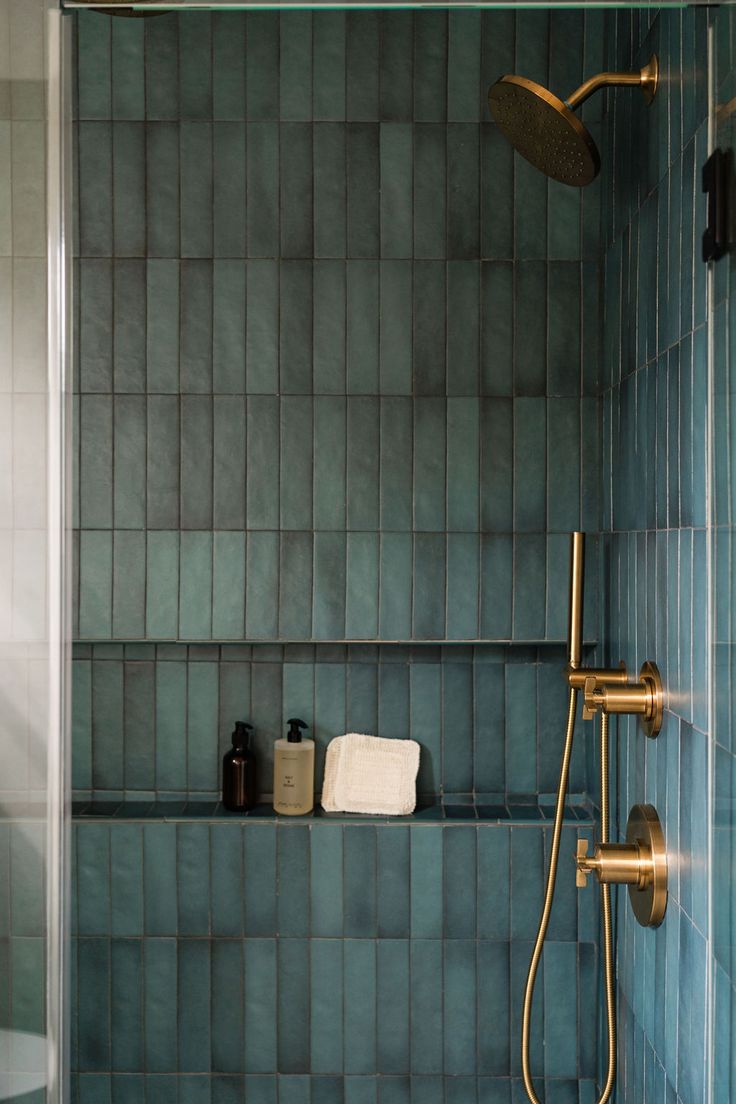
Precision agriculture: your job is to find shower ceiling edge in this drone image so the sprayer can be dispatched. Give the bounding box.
[63,0,700,10]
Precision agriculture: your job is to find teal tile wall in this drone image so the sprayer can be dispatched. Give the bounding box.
[70,10,611,1104]
[71,642,590,804]
[71,818,599,1103]
[72,8,602,645]
[598,8,714,1104]
[711,10,736,1104]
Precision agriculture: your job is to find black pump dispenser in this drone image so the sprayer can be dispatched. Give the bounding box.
[287,718,308,743]
[222,721,257,812]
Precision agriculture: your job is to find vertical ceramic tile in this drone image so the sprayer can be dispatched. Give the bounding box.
[313,15,346,122]
[245,261,279,394]
[279,532,313,640]
[380,125,413,260]
[347,397,379,530]
[410,940,443,1074]
[379,534,412,642]
[78,122,113,257]
[280,127,314,264]
[187,660,219,792]
[213,15,246,120]
[210,824,244,937]
[246,123,279,257]
[211,940,244,1074]
[113,123,145,256]
[79,531,113,639]
[143,823,177,935]
[213,263,246,395]
[155,658,187,791]
[481,263,513,396]
[178,940,211,1073]
[344,940,376,1075]
[246,396,279,531]
[346,124,379,258]
[313,533,346,641]
[377,941,410,1074]
[245,532,279,641]
[179,532,213,641]
[146,124,180,258]
[213,123,246,258]
[123,658,155,790]
[413,125,446,260]
[145,532,179,640]
[280,397,313,531]
[113,396,146,531]
[347,262,379,394]
[110,937,143,1071]
[245,14,279,119]
[212,531,246,641]
[345,534,379,640]
[280,261,312,394]
[244,940,277,1072]
[277,940,310,1073]
[314,128,347,259]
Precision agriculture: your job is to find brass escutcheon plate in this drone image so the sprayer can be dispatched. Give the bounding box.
[626,803,667,927]
[640,55,659,105]
[640,661,664,738]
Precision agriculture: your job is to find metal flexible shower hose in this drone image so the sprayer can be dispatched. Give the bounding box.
[520,692,617,1104]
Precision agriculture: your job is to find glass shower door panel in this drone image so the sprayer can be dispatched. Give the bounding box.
[0,2,71,1101]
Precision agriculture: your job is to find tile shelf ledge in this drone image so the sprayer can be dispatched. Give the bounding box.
[72,638,599,647]
[72,799,594,826]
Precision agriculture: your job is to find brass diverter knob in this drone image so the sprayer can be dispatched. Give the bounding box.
[582,660,664,738]
[575,804,667,928]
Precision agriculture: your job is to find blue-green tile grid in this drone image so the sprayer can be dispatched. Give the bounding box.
[71,819,600,1104]
[598,8,716,1104]
[72,8,603,645]
[711,10,736,1104]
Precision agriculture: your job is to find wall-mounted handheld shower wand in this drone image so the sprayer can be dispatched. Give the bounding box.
[521,533,668,1104]
[520,532,619,1104]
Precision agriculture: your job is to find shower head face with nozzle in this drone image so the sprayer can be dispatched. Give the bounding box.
[488,75,601,187]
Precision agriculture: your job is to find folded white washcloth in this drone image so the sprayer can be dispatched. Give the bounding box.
[321,733,420,816]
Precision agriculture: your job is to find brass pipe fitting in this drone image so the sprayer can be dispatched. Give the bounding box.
[582,661,664,738]
[575,804,667,928]
[565,662,629,692]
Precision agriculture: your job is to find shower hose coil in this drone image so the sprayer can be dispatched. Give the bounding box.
[520,690,616,1104]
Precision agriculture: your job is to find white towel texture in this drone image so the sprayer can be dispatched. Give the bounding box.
[321,733,421,815]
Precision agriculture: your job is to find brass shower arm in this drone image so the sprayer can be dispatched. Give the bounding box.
[566,55,659,110]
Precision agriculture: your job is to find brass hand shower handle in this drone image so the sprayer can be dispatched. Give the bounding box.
[520,533,617,1104]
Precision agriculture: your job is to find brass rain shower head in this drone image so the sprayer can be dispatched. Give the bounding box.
[488,55,659,187]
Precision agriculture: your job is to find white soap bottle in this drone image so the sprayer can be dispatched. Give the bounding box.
[273,718,314,815]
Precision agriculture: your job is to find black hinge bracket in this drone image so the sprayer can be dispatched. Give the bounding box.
[702,148,729,263]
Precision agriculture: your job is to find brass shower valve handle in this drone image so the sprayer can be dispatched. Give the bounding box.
[575,838,652,890]
[574,805,668,928]
[582,661,664,738]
